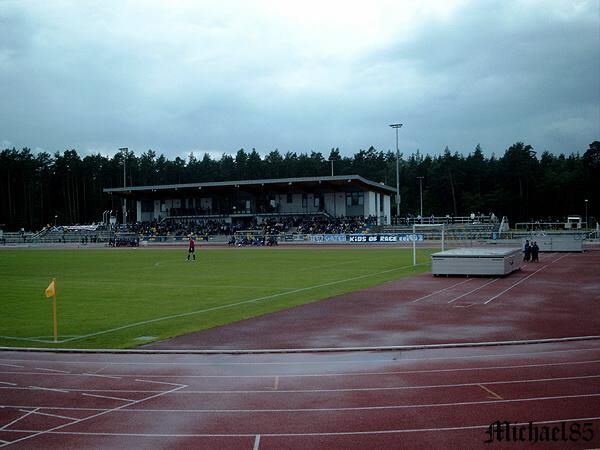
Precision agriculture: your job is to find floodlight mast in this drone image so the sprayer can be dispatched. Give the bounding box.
[389,124,403,221]
[119,147,128,226]
[417,176,424,222]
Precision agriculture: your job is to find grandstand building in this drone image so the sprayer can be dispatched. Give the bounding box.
[103,175,395,225]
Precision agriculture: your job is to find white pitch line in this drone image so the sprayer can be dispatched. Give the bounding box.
[81,393,134,402]
[58,264,417,344]
[0,382,17,386]
[411,278,473,303]
[447,278,499,303]
[253,434,261,450]
[0,408,39,431]
[0,336,57,343]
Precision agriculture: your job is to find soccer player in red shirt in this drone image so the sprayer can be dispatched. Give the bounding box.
[187,236,196,261]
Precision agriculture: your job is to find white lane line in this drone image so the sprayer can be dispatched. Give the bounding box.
[44,392,600,413]
[411,278,473,303]
[1,341,598,367]
[134,379,187,387]
[447,278,499,303]
[0,336,57,343]
[0,408,39,430]
[81,393,134,402]
[5,358,599,380]
[59,264,417,344]
[5,416,599,438]
[0,383,188,448]
[92,364,111,374]
[484,254,569,304]
[2,375,600,398]
[18,409,77,421]
[484,265,548,304]
[28,386,69,394]
[0,363,24,369]
[34,368,70,374]
[173,373,600,394]
[253,434,261,450]
[82,373,122,380]
[3,373,597,399]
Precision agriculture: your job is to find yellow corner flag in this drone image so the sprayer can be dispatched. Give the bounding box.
[44,278,58,343]
[44,280,56,299]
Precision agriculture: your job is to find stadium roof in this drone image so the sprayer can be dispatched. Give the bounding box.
[104,175,396,198]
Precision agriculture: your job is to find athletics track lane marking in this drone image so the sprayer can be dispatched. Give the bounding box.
[447,278,499,303]
[2,358,598,380]
[4,416,600,438]
[0,379,189,448]
[2,373,599,398]
[484,254,569,305]
[411,278,473,303]
[2,343,598,366]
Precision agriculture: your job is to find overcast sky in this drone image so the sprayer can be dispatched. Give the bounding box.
[0,0,598,161]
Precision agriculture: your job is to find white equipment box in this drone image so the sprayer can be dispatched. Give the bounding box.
[523,235,583,252]
[431,247,522,276]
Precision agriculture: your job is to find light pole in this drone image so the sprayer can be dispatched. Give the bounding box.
[328,159,335,177]
[119,147,128,226]
[585,199,588,230]
[389,123,403,221]
[417,176,424,222]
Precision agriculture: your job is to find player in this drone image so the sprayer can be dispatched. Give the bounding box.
[187,236,196,261]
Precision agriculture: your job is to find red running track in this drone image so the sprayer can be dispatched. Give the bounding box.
[1,341,599,449]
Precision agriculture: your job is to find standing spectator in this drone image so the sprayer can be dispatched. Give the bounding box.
[523,240,531,262]
[187,236,196,261]
[531,241,539,262]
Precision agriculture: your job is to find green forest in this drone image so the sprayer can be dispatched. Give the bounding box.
[1,141,598,231]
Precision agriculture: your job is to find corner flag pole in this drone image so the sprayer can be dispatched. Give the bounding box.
[44,278,58,343]
[52,279,58,343]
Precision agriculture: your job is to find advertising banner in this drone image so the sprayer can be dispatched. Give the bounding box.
[347,234,424,243]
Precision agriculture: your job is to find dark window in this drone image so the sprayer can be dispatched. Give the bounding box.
[346,192,363,206]
[141,200,154,213]
[287,193,293,203]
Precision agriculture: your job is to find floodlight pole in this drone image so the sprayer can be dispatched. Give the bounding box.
[119,147,128,226]
[417,176,424,222]
[328,159,335,177]
[389,124,403,221]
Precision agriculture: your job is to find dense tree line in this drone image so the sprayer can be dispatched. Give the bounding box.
[0,141,598,231]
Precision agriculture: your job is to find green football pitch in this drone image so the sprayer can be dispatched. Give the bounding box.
[0,247,433,349]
